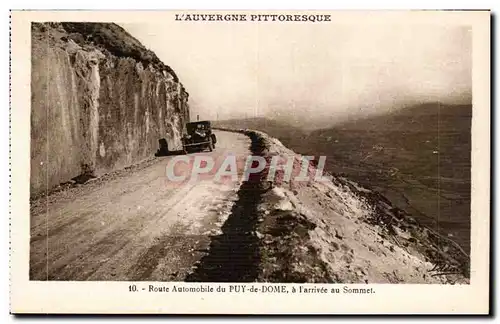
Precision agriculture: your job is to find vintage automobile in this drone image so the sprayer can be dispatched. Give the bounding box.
[182,121,217,153]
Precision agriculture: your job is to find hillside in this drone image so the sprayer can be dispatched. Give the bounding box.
[212,128,469,282]
[216,102,472,257]
[301,103,472,254]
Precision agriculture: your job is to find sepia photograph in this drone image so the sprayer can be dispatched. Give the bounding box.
[10,9,490,314]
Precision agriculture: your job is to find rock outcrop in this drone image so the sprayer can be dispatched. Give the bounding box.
[31,23,189,195]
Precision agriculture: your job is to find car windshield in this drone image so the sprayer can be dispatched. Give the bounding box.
[186,122,210,133]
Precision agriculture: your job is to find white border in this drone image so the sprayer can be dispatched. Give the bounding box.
[3,3,494,320]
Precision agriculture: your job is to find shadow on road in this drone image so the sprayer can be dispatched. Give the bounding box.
[185,132,268,282]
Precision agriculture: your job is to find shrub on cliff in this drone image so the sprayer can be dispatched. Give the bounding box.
[54,22,179,82]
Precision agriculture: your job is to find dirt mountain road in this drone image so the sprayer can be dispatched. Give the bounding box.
[30,131,251,281]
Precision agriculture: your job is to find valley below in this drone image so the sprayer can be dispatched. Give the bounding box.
[215,102,472,257]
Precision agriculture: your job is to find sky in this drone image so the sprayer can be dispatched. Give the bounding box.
[122,18,471,127]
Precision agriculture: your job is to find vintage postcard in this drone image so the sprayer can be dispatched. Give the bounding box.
[10,10,490,314]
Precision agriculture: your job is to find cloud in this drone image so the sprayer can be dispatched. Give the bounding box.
[122,22,471,124]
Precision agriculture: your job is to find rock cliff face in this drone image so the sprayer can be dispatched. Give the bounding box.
[31,22,189,195]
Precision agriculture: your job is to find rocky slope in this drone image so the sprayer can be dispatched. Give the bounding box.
[31,22,190,196]
[217,128,469,284]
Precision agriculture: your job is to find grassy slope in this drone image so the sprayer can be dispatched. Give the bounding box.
[215,103,472,253]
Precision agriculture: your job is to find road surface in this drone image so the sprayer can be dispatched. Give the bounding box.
[30,131,251,281]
